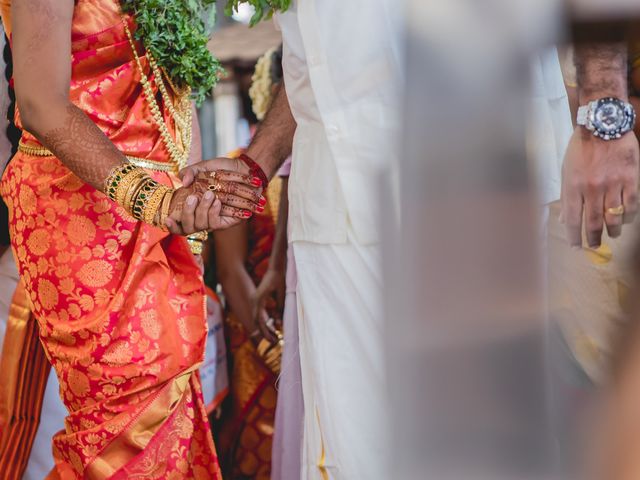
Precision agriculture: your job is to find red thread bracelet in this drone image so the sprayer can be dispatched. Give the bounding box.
[239,153,269,188]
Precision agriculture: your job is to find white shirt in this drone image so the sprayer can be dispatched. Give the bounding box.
[276,0,403,245]
[529,48,573,206]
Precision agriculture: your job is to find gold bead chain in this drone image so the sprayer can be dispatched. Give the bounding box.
[148,54,193,156]
[122,18,192,172]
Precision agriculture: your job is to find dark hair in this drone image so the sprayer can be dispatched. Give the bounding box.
[4,36,19,158]
[0,35,18,246]
[269,44,283,86]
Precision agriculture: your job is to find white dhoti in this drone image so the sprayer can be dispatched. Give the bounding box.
[293,233,388,480]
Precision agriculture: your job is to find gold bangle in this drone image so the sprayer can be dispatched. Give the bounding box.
[131,178,160,221]
[187,231,209,242]
[105,163,137,200]
[187,238,204,255]
[118,170,148,211]
[143,184,170,226]
[158,189,174,230]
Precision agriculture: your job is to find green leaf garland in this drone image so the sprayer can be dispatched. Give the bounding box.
[120,0,291,106]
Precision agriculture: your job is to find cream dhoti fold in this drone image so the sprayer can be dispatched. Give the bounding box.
[293,233,388,480]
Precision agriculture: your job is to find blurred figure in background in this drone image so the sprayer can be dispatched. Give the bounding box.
[546,38,640,476]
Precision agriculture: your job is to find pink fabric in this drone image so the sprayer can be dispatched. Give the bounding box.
[271,246,303,480]
[277,156,292,177]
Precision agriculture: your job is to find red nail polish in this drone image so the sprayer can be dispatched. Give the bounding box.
[259,197,267,206]
[243,211,252,218]
[256,206,265,213]
[251,177,262,187]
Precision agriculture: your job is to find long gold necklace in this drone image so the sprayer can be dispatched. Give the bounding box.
[122,18,192,171]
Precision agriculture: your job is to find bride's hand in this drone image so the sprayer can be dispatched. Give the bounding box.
[165,174,265,235]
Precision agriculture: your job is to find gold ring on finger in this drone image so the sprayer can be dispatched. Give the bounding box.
[606,205,625,216]
[208,182,223,193]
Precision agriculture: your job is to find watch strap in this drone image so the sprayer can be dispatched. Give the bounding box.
[576,104,590,127]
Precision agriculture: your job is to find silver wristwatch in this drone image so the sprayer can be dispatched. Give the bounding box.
[576,97,636,140]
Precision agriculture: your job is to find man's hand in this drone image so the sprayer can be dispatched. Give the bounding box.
[561,128,640,247]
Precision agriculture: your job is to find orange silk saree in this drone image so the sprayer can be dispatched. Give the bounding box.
[0,1,220,478]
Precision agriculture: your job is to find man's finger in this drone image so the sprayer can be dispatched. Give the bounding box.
[207,198,222,229]
[180,195,198,234]
[604,189,624,238]
[623,184,639,224]
[180,167,196,187]
[562,191,584,247]
[584,192,605,248]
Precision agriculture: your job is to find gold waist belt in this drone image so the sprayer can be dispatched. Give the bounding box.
[18,139,178,173]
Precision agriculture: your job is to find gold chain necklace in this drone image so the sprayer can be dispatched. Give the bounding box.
[122,18,192,171]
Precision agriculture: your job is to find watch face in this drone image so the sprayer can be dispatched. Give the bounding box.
[594,100,626,134]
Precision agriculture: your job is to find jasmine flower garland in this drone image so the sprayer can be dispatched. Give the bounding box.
[225,0,292,26]
[121,0,291,106]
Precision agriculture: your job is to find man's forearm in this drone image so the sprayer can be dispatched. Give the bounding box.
[245,84,296,179]
[268,176,289,272]
[575,42,628,103]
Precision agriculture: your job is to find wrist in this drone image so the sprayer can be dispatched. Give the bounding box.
[579,82,629,104]
[238,153,269,188]
[244,146,281,180]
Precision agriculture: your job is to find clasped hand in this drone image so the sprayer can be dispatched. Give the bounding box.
[165,157,265,235]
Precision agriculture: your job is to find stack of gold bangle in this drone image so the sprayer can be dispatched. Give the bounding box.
[105,164,174,230]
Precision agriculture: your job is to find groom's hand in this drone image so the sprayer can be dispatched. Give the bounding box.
[561,129,639,248]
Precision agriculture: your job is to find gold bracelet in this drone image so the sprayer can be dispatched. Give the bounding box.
[187,231,209,242]
[187,238,204,255]
[143,184,170,226]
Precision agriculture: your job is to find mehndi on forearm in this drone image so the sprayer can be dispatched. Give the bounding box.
[36,104,176,228]
[40,104,127,190]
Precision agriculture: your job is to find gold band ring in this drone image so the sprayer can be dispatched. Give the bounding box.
[208,182,223,193]
[606,205,625,216]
